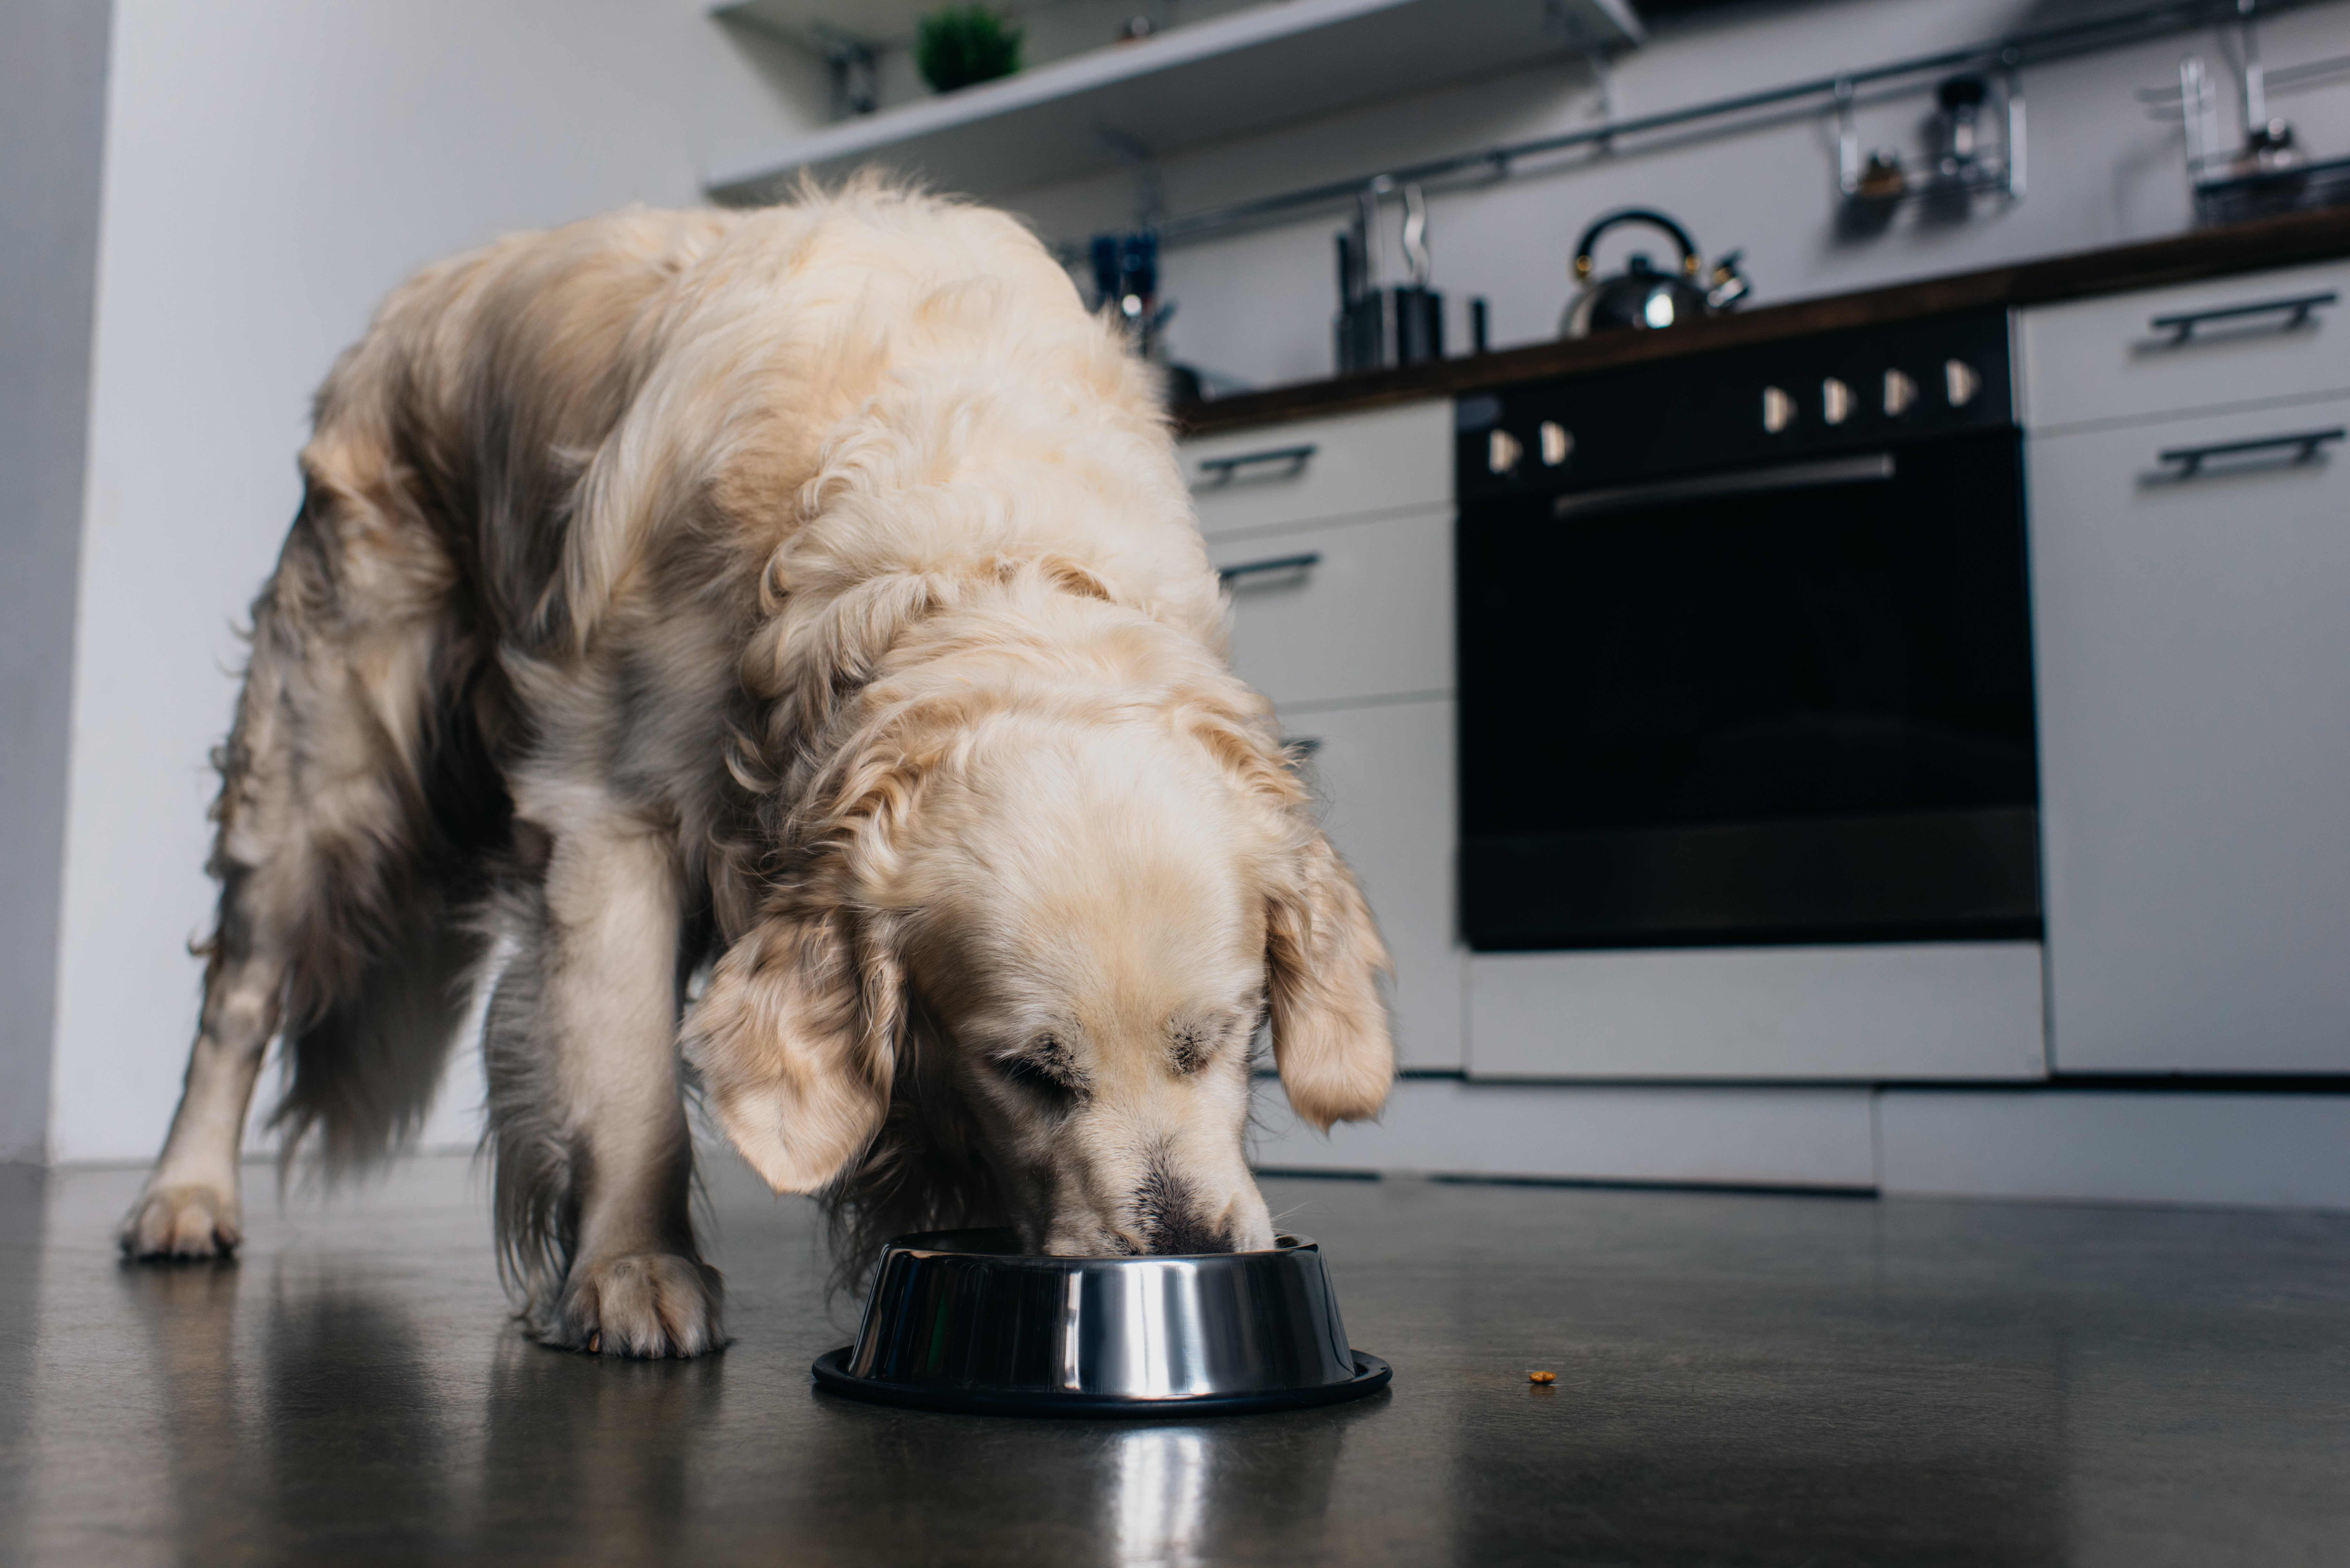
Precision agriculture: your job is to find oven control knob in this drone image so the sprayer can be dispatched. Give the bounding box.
[1539,421,1573,466]
[1884,368,1918,416]
[1488,428,1524,474]
[1762,386,1796,434]
[1822,377,1853,426]
[1944,358,1981,407]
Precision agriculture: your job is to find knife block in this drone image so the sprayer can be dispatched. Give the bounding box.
[1335,285,1445,373]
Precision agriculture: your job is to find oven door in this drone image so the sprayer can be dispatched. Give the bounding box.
[1457,427,2040,951]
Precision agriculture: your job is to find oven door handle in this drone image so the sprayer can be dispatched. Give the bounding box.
[1550,453,1895,520]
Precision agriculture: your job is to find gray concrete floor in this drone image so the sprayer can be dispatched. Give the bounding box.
[3,1154,2347,1567]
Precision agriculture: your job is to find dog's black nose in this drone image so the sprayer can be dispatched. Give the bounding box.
[1141,1208,1234,1256]
[1131,1158,1235,1254]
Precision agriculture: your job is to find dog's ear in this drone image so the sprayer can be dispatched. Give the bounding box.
[684,905,901,1193]
[1265,829,1395,1130]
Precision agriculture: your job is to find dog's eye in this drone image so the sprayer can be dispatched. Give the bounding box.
[1169,1026,1212,1076]
[993,1049,1078,1104]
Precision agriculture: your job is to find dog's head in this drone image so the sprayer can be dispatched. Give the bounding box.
[686,691,1392,1266]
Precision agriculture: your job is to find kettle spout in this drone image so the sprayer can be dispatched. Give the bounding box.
[1706,250,1751,312]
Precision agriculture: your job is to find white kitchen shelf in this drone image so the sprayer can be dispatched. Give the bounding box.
[707,0,1643,204]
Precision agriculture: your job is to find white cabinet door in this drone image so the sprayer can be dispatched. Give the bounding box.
[2020,260,2350,433]
[1212,508,1453,708]
[1281,698,1461,1070]
[1185,400,1451,539]
[2030,399,2350,1071]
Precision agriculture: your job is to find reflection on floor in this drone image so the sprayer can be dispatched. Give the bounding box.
[3,1153,2347,1565]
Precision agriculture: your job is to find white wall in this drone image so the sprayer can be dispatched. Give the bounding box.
[999,0,2350,390]
[47,0,826,1163]
[0,0,112,1165]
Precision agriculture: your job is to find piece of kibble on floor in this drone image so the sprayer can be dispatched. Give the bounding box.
[1527,1369,1557,1384]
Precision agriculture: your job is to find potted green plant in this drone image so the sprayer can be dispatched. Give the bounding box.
[916,5,1023,94]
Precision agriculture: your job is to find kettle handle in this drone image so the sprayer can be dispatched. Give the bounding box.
[1572,209,1702,281]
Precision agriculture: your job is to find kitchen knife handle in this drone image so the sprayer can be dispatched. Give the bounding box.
[1217,552,1322,584]
[1197,445,1318,485]
[2156,426,2343,476]
[2149,290,2336,342]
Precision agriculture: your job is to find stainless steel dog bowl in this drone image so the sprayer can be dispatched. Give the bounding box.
[812,1229,1391,1417]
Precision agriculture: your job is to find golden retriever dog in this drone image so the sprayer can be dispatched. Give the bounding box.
[119,183,1395,1358]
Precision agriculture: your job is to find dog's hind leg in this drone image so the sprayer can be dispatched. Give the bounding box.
[485,787,722,1357]
[122,484,466,1259]
[119,867,289,1258]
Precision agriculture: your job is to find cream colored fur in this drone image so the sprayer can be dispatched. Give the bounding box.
[121,183,1394,1357]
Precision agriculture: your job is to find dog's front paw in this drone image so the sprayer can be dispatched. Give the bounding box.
[544,1252,727,1358]
[120,1183,242,1261]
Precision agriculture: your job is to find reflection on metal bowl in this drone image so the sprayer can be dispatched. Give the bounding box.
[811,1229,1391,1417]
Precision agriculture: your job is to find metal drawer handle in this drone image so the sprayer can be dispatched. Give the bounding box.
[2157,426,2344,476]
[1196,444,1317,485]
[1217,551,1322,584]
[2149,290,2336,342]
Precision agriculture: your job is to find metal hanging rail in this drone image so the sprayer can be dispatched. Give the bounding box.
[1148,0,2317,249]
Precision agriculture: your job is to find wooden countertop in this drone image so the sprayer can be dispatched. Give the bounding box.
[1174,204,2350,436]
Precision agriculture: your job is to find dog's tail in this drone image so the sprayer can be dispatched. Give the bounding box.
[268,893,477,1175]
[263,668,510,1175]
[234,459,513,1180]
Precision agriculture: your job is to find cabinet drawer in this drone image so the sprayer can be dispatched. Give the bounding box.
[2028,398,2350,1071]
[1282,698,1461,1070]
[2021,259,2350,433]
[1467,943,2047,1080]
[1214,509,1452,707]
[1250,1078,1877,1189]
[1184,400,1452,539]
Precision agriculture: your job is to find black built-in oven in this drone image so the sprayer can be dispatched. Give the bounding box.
[1454,310,2039,951]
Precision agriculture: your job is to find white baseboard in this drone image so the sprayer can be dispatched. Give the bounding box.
[1252,1077,2350,1211]
[1876,1089,2350,1210]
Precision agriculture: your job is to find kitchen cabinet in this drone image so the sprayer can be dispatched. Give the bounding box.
[1282,699,1460,1070]
[1182,398,1463,1070]
[1211,509,1452,708]
[1186,224,2350,1207]
[1188,400,1451,540]
[2028,395,2350,1072]
[2020,259,2349,434]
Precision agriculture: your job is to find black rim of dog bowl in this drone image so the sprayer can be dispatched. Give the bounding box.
[810,1228,1392,1418]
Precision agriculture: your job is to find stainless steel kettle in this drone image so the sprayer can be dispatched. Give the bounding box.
[1561,208,1749,337]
